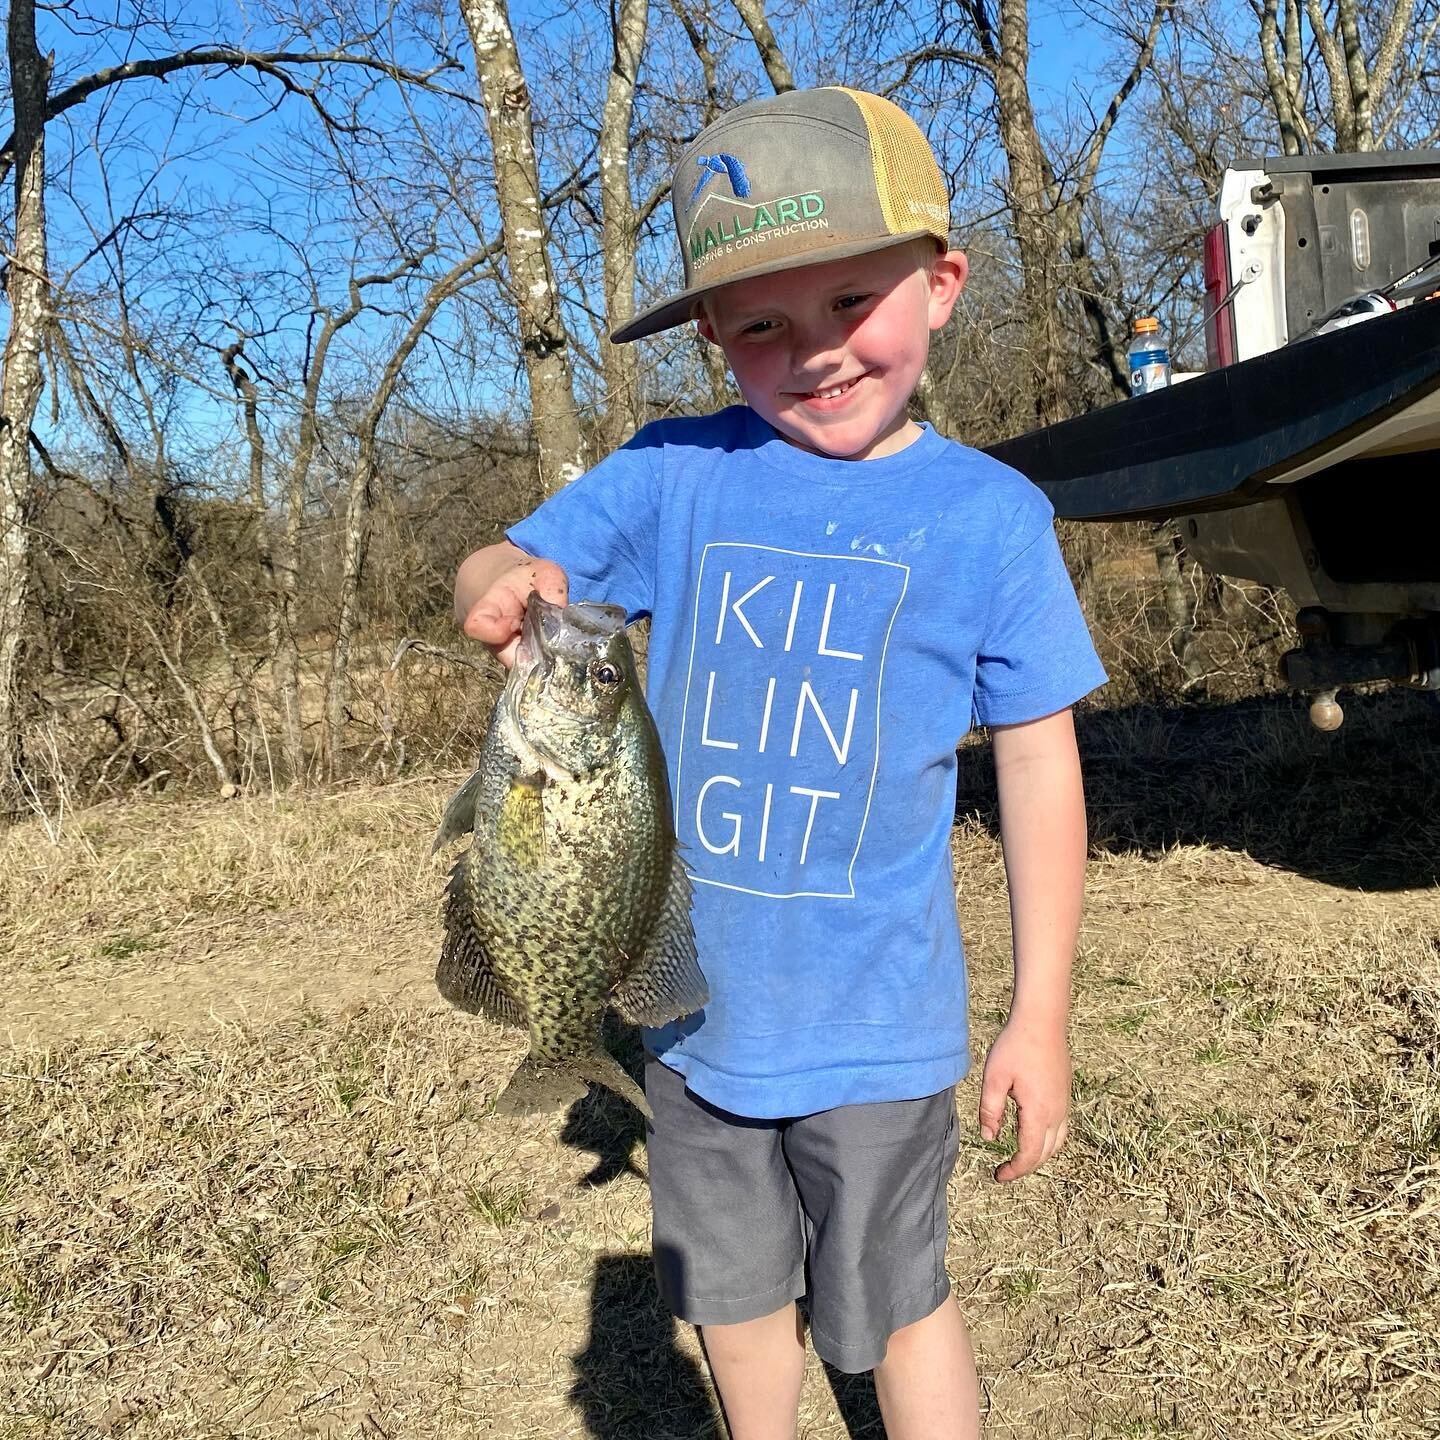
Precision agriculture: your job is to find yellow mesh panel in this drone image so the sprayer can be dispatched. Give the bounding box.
[838,88,950,242]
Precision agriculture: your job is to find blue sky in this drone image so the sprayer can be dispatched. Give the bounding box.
[9,0,1196,466]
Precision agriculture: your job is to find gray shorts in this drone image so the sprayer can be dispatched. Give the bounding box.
[645,1056,959,1374]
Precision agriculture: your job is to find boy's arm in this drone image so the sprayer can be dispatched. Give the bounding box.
[977,706,1087,1183]
[454,540,568,668]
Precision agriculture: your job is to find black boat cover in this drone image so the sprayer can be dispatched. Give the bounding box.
[983,300,1440,521]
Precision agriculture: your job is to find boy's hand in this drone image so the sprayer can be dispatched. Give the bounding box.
[458,549,568,669]
[977,1017,1071,1183]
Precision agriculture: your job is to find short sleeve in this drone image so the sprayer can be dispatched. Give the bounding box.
[505,428,662,622]
[972,490,1108,727]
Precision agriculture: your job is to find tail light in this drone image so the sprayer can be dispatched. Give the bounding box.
[1203,223,1238,369]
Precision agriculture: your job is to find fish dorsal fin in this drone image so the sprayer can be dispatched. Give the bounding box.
[611,851,708,1027]
[432,769,485,854]
[437,853,525,1027]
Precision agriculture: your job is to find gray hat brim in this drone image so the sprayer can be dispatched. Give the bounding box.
[609,229,940,345]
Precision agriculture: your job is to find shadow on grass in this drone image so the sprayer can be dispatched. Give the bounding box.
[570,1253,724,1439]
[568,1259,891,1440]
[957,686,1440,891]
[819,1359,885,1436]
[559,1016,649,1187]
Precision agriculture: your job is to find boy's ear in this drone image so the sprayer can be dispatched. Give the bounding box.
[927,249,968,332]
[694,305,719,346]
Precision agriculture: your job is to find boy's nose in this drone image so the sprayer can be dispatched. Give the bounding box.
[787,320,846,378]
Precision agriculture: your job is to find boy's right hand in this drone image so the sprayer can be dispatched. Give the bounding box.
[458,547,569,669]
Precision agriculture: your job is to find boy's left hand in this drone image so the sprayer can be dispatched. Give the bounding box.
[977,1018,1071,1183]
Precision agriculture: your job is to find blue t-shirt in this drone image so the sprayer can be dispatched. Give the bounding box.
[508,405,1106,1118]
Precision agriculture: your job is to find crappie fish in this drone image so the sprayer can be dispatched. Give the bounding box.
[433,594,706,1119]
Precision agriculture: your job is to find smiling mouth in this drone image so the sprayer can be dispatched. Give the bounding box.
[795,375,865,401]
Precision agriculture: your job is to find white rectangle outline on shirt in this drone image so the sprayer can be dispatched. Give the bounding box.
[675,541,910,900]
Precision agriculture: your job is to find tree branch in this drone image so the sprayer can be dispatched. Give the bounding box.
[890,44,997,88]
[1066,0,1170,239]
[0,45,469,188]
[729,0,796,93]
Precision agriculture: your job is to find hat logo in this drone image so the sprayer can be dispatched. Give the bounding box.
[689,153,750,206]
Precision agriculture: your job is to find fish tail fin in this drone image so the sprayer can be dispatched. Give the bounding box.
[576,1049,654,1120]
[494,1050,653,1121]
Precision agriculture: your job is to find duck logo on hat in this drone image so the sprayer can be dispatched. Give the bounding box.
[689,153,751,205]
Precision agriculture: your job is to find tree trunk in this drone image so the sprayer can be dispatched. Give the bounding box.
[272,296,369,782]
[599,0,650,453]
[982,0,1162,424]
[140,615,234,789]
[0,0,50,811]
[1153,524,1206,691]
[458,0,587,497]
[992,0,1069,425]
[674,0,732,409]
[1067,231,1130,400]
[1259,0,1306,155]
[730,0,795,92]
[324,253,491,774]
[324,426,376,778]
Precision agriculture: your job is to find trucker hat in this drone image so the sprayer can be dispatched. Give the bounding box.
[610,86,951,344]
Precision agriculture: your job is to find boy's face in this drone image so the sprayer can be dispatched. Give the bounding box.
[696,241,967,461]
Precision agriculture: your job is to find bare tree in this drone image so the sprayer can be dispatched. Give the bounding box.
[599,0,651,448]
[458,0,588,496]
[0,0,50,809]
[1258,0,1315,153]
[972,0,1169,423]
[0,4,467,806]
[1253,0,1439,151]
[323,245,498,773]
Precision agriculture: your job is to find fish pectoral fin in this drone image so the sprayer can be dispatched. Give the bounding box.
[495,775,546,863]
[437,854,526,1027]
[431,768,486,854]
[611,852,709,1028]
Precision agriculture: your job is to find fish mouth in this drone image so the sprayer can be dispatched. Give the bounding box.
[506,595,626,772]
[516,595,625,669]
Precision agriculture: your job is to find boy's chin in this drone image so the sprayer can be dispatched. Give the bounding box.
[769,415,915,462]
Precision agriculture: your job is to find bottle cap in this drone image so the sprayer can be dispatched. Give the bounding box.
[1135,316,1159,333]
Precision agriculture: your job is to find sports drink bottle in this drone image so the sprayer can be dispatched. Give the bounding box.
[1128,316,1171,395]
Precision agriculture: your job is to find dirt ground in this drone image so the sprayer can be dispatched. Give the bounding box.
[2,691,1438,1438]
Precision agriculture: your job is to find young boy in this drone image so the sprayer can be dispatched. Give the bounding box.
[454,87,1105,1439]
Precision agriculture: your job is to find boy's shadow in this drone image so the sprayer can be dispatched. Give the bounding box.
[569,1255,888,1439]
[570,1253,722,1439]
[818,1358,885,1436]
[558,1016,648,1187]
[958,688,1440,891]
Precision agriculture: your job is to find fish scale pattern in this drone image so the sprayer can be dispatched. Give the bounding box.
[434,612,707,1116]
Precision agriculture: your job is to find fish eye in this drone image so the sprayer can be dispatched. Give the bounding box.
[590,659,622,690]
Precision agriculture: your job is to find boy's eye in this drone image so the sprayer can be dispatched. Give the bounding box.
[741,319,778,335]
[836,293,871,310]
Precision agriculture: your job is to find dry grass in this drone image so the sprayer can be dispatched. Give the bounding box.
[3,691,1439,1437]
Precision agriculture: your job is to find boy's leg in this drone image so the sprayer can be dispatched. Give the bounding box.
[645,1058,809,1439]
[699,1303,807,1440]
[781,1087,972,1432]
[872,1296,980,1440]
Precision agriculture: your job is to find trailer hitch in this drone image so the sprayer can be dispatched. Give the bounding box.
[1282,609,1440,729]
